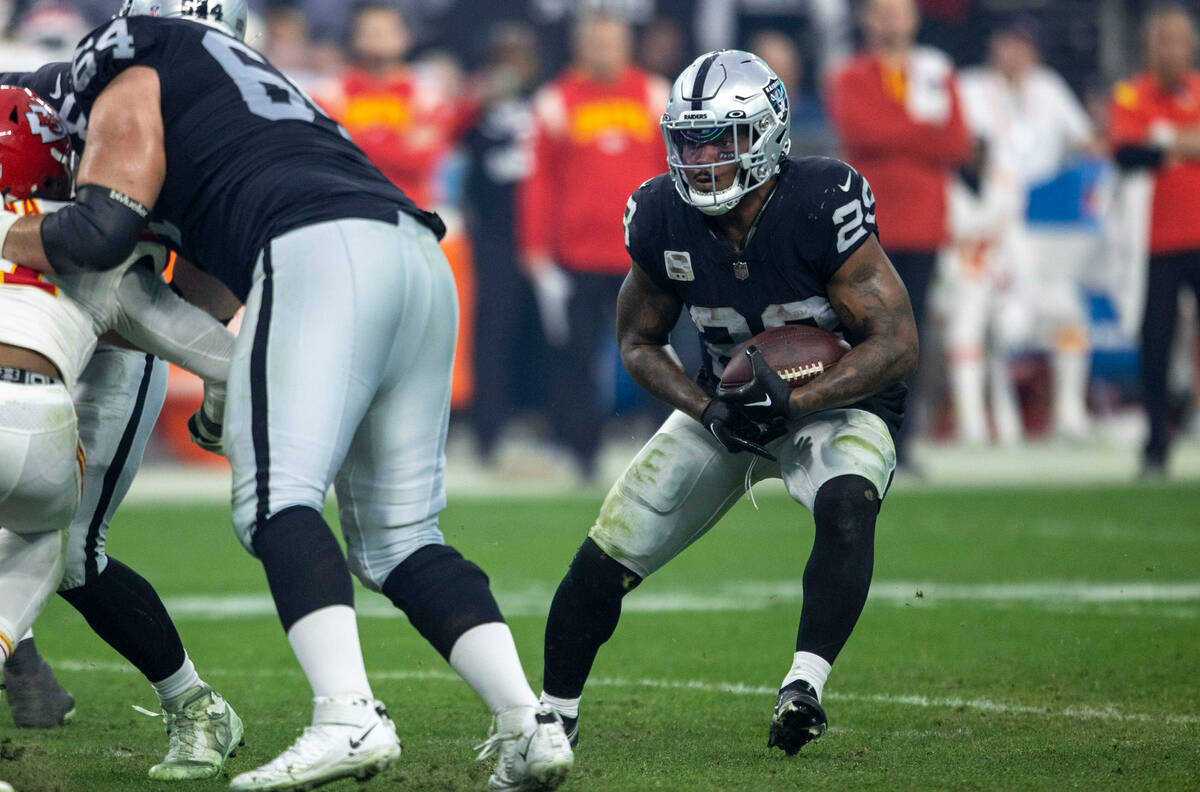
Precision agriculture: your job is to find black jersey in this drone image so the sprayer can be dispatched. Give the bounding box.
[625,156,907,437]
[67,16,443,300]
[0,62,85,151]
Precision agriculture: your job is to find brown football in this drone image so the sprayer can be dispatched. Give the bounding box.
[718,325,851,390]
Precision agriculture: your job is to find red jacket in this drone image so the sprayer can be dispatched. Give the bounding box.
[319,66,476,209]
[519,66,668,274]
[1109,72,1200,255]
[829,51,970,252]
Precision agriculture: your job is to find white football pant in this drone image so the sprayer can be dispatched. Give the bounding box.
[589,408,895,579]
[59,344,168,590]
[0,380,80,657]
[225,213,456,589]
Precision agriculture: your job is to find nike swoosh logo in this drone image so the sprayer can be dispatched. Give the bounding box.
[747,396,773,408]
[349,722,377,749]
[49,74,62,100]
[839,171,853,191]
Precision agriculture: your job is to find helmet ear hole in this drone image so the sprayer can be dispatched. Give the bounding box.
[9,106,18,124]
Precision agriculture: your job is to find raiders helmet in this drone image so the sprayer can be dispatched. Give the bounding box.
[661,50,791,215]
[0,86,72,201]
[118,0,248,41]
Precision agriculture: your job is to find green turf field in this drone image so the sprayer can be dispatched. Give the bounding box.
[4,485,1199,791]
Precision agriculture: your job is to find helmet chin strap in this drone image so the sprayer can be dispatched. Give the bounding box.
[695,195,741,216]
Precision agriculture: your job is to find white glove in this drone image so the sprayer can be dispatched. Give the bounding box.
[531,262,573,348]
[187,380,225,455]
[46,242,166,334]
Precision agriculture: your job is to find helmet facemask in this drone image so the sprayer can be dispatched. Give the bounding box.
[663,115,780,216]
[661,50,792,216]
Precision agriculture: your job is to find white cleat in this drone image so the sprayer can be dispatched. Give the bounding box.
[475,704,574,792]
[149,684,244,780]
[228,695,400,792]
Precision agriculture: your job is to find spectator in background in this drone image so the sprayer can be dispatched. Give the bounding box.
[464,22,542,464]
[638,16,688,81]
[1110,3,1200,476]
[317,2,475,209]
[749,28,837,157]
[261,5,327,90]
[748,29,801,100]
[318,2,479,411]
[828,0,970,466]
[947,18,1098,445]
[519,9,668,480]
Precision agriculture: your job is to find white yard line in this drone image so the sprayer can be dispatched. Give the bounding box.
[149,580,1200,621]
[49,660,1200,727]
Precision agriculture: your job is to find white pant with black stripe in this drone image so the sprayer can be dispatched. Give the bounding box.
[225,214,456,590]
[60,344,168,590]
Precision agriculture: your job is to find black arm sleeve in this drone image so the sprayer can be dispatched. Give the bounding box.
[41,184,149,274]
[1114,144,1166,171]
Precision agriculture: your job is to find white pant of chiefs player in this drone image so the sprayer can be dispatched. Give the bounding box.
[590,407,896,579]
[0,197,235,663]
[0,376,79,659]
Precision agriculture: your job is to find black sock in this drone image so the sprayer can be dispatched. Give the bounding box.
[251,505,353,632]
[796,475,880,662]
[543,538,642,700]
[381,543,504,661]
[59,558,187,683]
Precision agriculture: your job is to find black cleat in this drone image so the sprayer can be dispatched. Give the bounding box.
[3,639,76,728]
[560,714,579,748]
[767,680,826,755]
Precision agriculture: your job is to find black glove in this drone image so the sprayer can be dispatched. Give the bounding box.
[1114,144,1165,171]
[716,346,794,424]
[700,399,776,461]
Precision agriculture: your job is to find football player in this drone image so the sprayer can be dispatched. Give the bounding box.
[0,82,243,775]
[0,62,249,783]
[0,3,573,790]
[539,51,917,754]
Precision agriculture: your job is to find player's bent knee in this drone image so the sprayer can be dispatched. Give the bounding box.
[380,543,504,661]
[345,514,444,592]
[813,475,881,544]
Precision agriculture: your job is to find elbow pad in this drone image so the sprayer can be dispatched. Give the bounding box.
[41,184,150,275]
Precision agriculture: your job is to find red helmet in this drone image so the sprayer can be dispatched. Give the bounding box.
[0,85,71,201]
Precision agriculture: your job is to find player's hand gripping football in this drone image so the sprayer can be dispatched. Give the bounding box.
[700,398,777,461]
[717,346,794,425]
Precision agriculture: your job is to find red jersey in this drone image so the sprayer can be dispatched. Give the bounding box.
[519,66,668,274]
[1109,72,1200,255]
[828,50,970,252]
[319,66,476,208]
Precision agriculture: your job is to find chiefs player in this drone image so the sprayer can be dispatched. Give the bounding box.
[0,84,243,778]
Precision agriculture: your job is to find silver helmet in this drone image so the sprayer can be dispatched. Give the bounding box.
[661,50,791,215]
[118,0,247,41]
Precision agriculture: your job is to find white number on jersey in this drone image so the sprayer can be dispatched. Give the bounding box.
[72,18,136,93]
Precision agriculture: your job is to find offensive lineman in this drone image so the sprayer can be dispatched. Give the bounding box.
[0,82,242,769]
[0,60,247,780]
[0,2,573,790]
[539,51,917,753]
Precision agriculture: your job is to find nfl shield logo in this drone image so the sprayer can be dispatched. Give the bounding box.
[732,261,750,280]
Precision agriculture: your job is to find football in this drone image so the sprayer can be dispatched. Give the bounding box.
[718,325,851,390]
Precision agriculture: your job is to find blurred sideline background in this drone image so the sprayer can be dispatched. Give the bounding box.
[3,0,1199,492]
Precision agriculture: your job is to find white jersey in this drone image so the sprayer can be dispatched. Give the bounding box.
[0,199,97,389]
[0,198,236,390]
